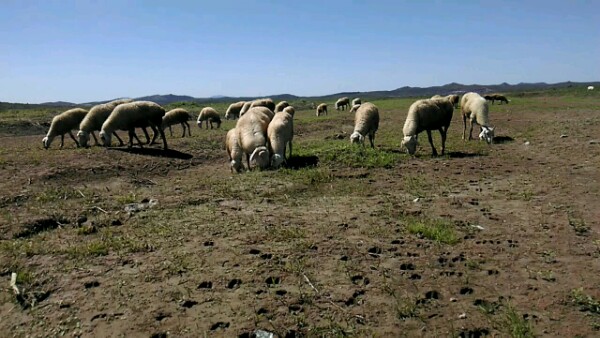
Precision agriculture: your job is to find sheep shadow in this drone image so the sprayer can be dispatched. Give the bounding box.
[108,147,193,159]
[493,136,514,144]
[284,155,320,169]
[446,151,484,158]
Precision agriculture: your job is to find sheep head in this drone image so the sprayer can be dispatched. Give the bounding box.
[271,154,284,168]
[42,136,52,149]
[401,135,418,155]
[250,146,270,170]
[230,160,242,173]
[99,130,112,147]
[197,120,203,128]
[350,131,364,145]
[349,104,361,114]
[479,126,495,144]
[77,131,90,147]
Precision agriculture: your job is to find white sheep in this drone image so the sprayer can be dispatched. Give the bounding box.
[42,108,89,149]
[461,92,494,144]
[349,104,361,114]
[163,108,192,137]
[316,103,328,116]
[274,101,290,113]
[99,101,168,150]
[352,98,361,106]
[197,107,222,129]
[250,98,276,112]
[588,86,595,91]
[268,107,294,168]
[432,94,460,108]
[225,101,246,120]
[401,98,454,156]
[225,128,243,173]
[335,97,350,111]
[350,102,380,148]
[239,101,253,117]
[77,99,133,147]
[235,106,272,170]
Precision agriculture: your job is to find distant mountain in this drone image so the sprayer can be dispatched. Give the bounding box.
[2,81,598,109]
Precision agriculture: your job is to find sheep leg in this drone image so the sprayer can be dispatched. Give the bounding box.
[148,125,159,145]
[113,132,125,146]
[462,114,467,140]
[68,131,80,147]
[59,135,65,149]
[288,141,293,160]
[91,131,99,146]
[168,125,174,137]
[142,127,151,144]
[185,121,191,136]
[369,132,375,149]
[180,122,186,138]
[468,120,474,141]
[426,130,438,156]
[246,153,251,170]
[439,127,447,155]
[157,125,168,150]
[128,129,144,148]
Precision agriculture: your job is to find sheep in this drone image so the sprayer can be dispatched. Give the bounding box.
[239,101,252,117]
[268,108,294,168]
[349,104,361,114]
[250,98,276,112]
[225,101,246,120]
[197,107,222,129]
[461,92,494,144]
[352,98,361,106]
[432,94,460,108]
[316,103,328,116]
[99,101,168,150]
[274,101,290,113]
[401,98,454,156]
[42,108,89,149]
[350,102,380,148]
[282,106,295,117]
[335,97,350,111]
[235,106,271,170]
[484,94,509,104]
[225,128,243,173]
[588,86,595,91]
[162,108,192,137]
[77,98,133,147]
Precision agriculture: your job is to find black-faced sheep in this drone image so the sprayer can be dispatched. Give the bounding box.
[163,108,192,137]
[461,92,494,144]
[350,102,380,148]
[335,97,350,111]
[197,107,222,129]
[268,106,294,168]
[42,108,89,149]
[235,106,272,170]
[316,103,328,116]
[77,99,133,147]
[225,101,246,120]
[401,98,454,156]
[99,101,168,150]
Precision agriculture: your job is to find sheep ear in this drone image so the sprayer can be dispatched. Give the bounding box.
[489,127,495,132]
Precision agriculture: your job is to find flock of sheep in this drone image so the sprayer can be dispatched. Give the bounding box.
[41,91,500,172]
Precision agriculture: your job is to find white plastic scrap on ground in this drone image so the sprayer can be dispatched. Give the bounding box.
[124,198,158,214]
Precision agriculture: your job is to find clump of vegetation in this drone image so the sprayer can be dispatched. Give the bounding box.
[404,217,459,244]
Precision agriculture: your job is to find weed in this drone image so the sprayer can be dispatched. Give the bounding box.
[500,302,535,338]
[570,288,600,315]
[404,217,459,245]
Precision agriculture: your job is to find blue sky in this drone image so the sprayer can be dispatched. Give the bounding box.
[1,0,598,103]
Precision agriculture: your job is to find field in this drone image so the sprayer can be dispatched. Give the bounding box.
[1,89,599,337]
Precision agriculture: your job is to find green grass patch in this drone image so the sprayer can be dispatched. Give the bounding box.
[501,303,535,338]
[571,288,600,315]
[404,217,459,244]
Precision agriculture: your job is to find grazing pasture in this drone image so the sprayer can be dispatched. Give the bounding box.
[0,88,599,337]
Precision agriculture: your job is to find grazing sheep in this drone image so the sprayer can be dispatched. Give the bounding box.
[235,106,271,170]
[197,107,222,129]
[349,104,361,114]
[352,98,361,106]
[225,101,246,120]
[484,94,509,104]
[99,101,168,150]
[432,94,460,108]
[282,106,295,117]
[461,92,494,144]
[42,108,88,149]
[163,108,192,137]
[77,99,133,147]
[250,98,276,112]
[239,101,252,117]
[267,109,294,168]
[335,97,350,111]
[350,102,380,148]
[225,128,243,173]
[316,103,328,116]
[274,101,290,113]
[588,86,594,91]
[401,98,454,156]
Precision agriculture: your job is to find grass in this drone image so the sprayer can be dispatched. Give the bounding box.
[404,217,459,244]
[501,303,535,338]
[570,288,600,315]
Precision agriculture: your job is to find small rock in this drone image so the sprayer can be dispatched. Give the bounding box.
[589,140,599,144]
[413,198,420,202]
[560,134,568,138]
[524,141,530,146]
[458,312,467,319]
[450,297,457,302]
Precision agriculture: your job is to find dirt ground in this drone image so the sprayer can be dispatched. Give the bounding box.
[0,93,599,337]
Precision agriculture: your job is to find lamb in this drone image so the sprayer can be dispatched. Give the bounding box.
[461,92,494,144]
[274,101,290,113]
[335,97,350,111]
[99,101,168,150]
[268,107,294,168]
[197,107,222,129]
[225,128,243,173]
[77,98,133,147]
[42,108,89,149]
[239,101,252,117]
[401,98,454,156]
[235,106,272,170]
[352,98,361,106]
[316,103,328,116]
[250,98,276,112]
[225,101,246,120]
[350,102,380,148]
[162,108,192,137]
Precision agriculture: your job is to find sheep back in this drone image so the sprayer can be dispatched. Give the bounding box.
[274,101,290,113]
[225,101,246,120]
[235,107,271,169]
[351,102,380,143]
[101,101,165,135]
[461,92,490,126]
[163,108,192,127]
[267,110,294,167]
[250,98,276,112]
